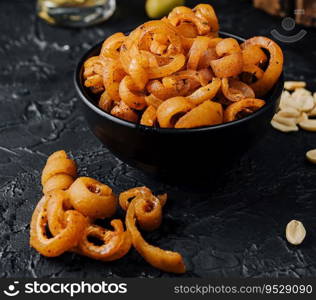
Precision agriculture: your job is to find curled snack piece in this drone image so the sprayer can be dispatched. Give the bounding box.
[241,64,265,84]
[119,76,146,110]
[125,196,186,273]
[41,150,77,193]
[242,45,267,66]
[30,196,88,257]
[103,59,126,102]
[148,54,186,79]
[168,6,210,35]
[186,77,221,106]
[111,101,139,123]
[221,78,255,102]
[242,36,283,97]
[83,56,104,94]
[192,3,219,34]
[145,93,164,108]
[100,32,126,60]
[119,187,165,231]
[140,105,157,127]
[99,90,115,113]
[43,174,74,195]
[210,38,243,78]
[76,220,132,261]
[46,189,72,236]
[224,98,265,122]
[68,177,117,219]
[175,100,223,128]
[157,97,193,128]
[187,36,211,70]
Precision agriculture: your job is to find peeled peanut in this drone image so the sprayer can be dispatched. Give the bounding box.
[272,114,297,127]
[277,107,301,118]
[271,120,298,132]
[299,119,316,132]
[297,112,308,123]
[308,106,316,117]
[292,87,311,97]
[284,81,306,91]
[286,220,306,245]
[294,94,314,112]
[279,91,297,110]
[306,149,316,164]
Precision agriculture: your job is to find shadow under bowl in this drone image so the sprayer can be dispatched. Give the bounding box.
[74,32,284,181]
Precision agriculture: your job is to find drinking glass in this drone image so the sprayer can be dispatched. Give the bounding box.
[37,0,116,27]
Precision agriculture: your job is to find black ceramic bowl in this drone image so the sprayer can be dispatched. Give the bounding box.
[74,32,284,180]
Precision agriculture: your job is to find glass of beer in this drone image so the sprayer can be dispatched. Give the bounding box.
[37,0,116,27]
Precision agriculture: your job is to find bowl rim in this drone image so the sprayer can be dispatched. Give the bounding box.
[74,31,284,134]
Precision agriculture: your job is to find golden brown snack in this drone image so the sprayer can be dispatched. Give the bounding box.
[68,177,117,219]
[242,45,267,66]
[140,105,157,126]
[100,32,127,60]
[76,220,132,261]
[187,36,211,70]
[119,76,146,110]
[111,101,139,123]
[224,98,266,122]
[119,186,163,231]
[124,194,185,273]
[120,187,185,273]
[98,90,115,113]
[210,38,243,78]
[241,36,283,97]
[102,59,126,102]
[157,97,192,128]
[175,100,223,128]
[83,56,104,94]
[193,3,219,34]
[186,77,221,106]
[41,150,77,194]
[46,189,72,236]
[221,78,255,102]
[30,196,88,257]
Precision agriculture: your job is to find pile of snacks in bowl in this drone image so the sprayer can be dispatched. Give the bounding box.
[83,4,283,128]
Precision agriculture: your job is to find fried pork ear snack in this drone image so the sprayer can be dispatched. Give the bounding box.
[224,98,266,122]
[141,105,157,126]
[30,196,88,257]
[76,220,132,261]
[41,150,77,194]
[241,36,283,97]
[186,77,221,106]
[242,45,267,66]
[120,187,186,273]
[83,56,104,94]
[83,4,283,128]
[111,101,139,123]
[68,177,117,219]
[46,189,72,236]
[210,38,243,78]
[175,100,223,128]
[157,97,192,128]
[221,78,255,103]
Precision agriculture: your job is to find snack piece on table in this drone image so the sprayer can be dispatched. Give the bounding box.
[41,150,77,194]
[119,187,186,273]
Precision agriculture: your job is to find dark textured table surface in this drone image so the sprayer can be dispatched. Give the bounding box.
[1,0,316,278]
